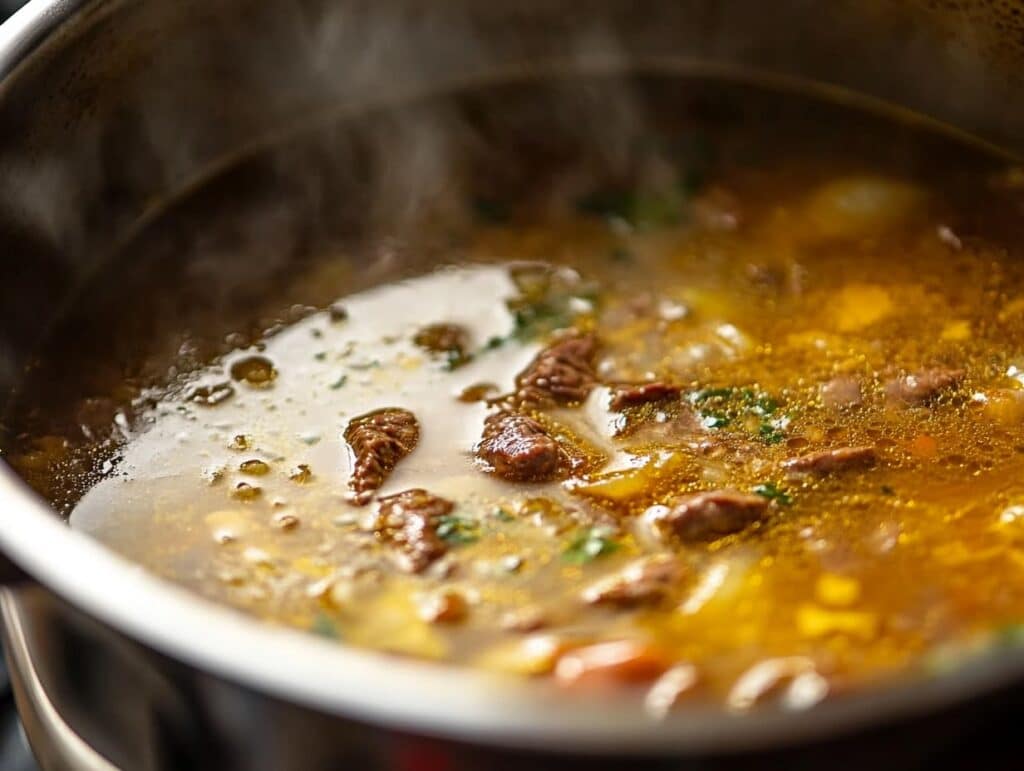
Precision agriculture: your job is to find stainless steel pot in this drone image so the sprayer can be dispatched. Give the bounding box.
[2,1,1024,769]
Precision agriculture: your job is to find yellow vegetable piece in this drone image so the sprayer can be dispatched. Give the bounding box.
[291,556,332,578]
[833,284,894,332]
[803,176,925,239]
[815,574,861,607]
[345,585,448,659]
[566,452,687,503]
[983,390,1024,426]
[796,604,878,640]
[474,635,573,676]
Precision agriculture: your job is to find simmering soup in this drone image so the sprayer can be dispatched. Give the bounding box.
[10,75,1024,713]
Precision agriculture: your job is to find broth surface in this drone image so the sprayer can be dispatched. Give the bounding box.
[10,75,1024,712]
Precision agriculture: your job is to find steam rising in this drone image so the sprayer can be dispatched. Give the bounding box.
[0,0,1020,399]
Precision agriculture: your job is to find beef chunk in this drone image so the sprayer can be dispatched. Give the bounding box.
[514,333,598,407]
[648,490,768,542]
[784,445,877,475]
[820,376,862,409]
[413,323,468,353]
[608,382,682,411]
[412,323,471,369]
[344,408,420,504]
[371,488,451,573]
[581,555,683,607]
[885,368,964,406]
[476,412,564,482]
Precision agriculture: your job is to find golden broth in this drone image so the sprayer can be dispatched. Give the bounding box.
[10,75,1024,711]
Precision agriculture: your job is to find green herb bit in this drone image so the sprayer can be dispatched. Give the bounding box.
[563,527,620,564]
[700,411,731,429]
[441,348,474,372]
[511,302,574,342]
[329,374,348,390]
[313,351,327,362]
[758,414,790,445]
[753,482,793,506]
[483,335,507,351]
[505,265,600,341]
[740,388,779,416]
[493,507,515,522]
[758,422,786,444]
[436,515,481,544]
[310,613,340,639]
[690,387,735,403]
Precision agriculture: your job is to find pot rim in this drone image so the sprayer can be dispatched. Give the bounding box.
[3,0,1024,755]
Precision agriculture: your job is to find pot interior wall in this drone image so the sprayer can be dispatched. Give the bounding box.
[0,0,1023,418]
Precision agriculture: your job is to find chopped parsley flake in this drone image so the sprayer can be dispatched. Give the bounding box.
[563,528,620,564]
[753,482,793,506]
[436,515,480,544]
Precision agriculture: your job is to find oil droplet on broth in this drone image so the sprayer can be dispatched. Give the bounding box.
[289,464,312,483]
[230,355,278,387]
[232,482,262,500]
[239,459,270,476]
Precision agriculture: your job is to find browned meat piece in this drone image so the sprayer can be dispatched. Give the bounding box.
[608,382,682,411]
[413,323,469,355]
[514,333,598,407]
[615,403,704,445]
[784,445,877,475]
[885,368,964,406]
[371,488,451,573]
[820,376,862,409]
[344,408,420,504]
[581,555,683,607]
[476,412,564,482]
[649,490,768,542]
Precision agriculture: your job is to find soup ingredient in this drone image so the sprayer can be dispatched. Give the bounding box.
[820,376,863,409]
[418,589,469,624]
[727,657,829,711]
[580,554,684,607]
[513,333,598,407]
[413,323,472,370]
[784,446,878,476]
[371,488,452,573]
[555,640,670,688]
[344,408,420,504]
[647,490,768,542]
[476,412,566,482]
[608,382,682,411]
[885,368,965,406]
